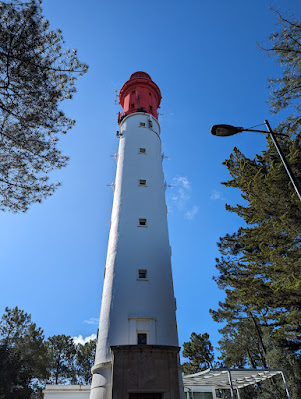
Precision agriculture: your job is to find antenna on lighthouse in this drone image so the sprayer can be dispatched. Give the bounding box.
[114,90,119,105]
[164,181,173,190]
[110,153,118,160]
[106,182,115,191]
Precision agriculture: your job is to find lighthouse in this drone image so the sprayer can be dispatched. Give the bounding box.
[90,72,184,399]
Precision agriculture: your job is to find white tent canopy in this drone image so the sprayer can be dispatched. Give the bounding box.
[183,368,291,399]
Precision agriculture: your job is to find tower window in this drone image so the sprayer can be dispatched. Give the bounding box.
[139,179,146,186]
[149,92,152,96]
[132,90,135,94]
[139,148,146,154]
[139,122,146,127]
[137,333,147,345]
[131,103,135,109]
[139,218,147,226]
[138,269,147,279]
[149,105,153,112]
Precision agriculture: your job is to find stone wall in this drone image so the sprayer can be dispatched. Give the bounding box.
[111,345,181,399]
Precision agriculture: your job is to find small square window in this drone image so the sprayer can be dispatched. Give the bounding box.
[139,122,146,127]
[131,103,135,109]
[139,218,147,226]
[139,179,146,186]
[137,333,147,345]
[132,90,135,94]
[139,148,146,154]
[149,105,153,111]
[138,269,147,279]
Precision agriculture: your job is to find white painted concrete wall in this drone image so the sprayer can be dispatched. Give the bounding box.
[43,384,216,399]
[43,385,91,399]
[90,112,179,399]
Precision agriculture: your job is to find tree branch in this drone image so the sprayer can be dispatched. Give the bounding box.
[0,50,86,73]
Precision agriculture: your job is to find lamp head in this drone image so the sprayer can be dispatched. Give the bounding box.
[211,124,244,137]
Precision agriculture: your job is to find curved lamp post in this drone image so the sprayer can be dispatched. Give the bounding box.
[211,119,301,202]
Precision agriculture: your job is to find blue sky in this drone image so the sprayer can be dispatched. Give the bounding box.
[1,0,301,355]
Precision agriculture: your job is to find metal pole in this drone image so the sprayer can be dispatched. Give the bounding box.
[281,371,292,399]
[227,370,235,399]
[236,388,241,399]
[264,120,301,202]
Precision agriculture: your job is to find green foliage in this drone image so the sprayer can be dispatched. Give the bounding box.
[0,307,49,398]
[0,307,97,395]
[218,319,264,369]
[46,335,97,385]
[212,136,301,342]
[182,332,215,375]
[211,9,301,399]
[211,136,301,398]
[264,9,301,133]
[76,339,96,384]
[0,345,31,399]
[0,0,88,212]
[46,334,77,384]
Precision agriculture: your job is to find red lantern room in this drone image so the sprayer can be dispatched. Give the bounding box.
[118,71,162,123]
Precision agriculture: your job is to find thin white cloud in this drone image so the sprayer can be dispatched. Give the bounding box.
[73,333,97,345]
[83,317,99,325]
[175,176,190,189]
[210,190,224,201]
[167,176,199,220]
[171,176,191,210]
[185,205,199,220]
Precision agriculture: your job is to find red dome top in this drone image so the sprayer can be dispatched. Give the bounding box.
[118,71,161,123]
[130,71,151,80]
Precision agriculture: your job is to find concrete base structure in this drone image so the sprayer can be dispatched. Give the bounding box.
[111,345,181,399]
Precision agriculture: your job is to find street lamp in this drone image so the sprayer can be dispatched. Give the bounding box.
[211,119,301,202]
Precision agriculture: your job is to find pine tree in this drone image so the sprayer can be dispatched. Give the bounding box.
[0,307,49,398]
[0,0,88,212]
[75,339,96,384]
[212,134,301,341]
[263,8,301,133]
[46,335,77,384]
[211,9,301,399]
[182,332,215,375]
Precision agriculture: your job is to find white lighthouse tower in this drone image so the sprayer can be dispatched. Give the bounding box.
[90,72,183,399]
